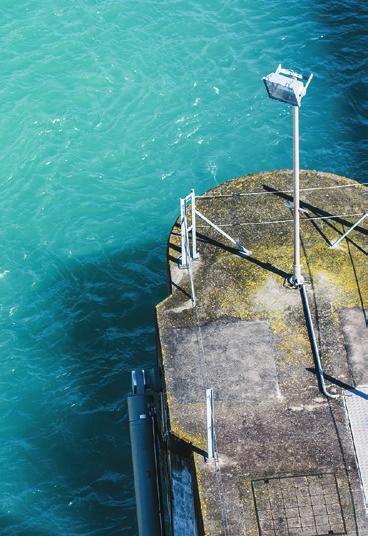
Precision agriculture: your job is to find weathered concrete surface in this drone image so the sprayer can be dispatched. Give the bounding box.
[340,309,368,386]
[156,170,368,535]
[164,319,280,403]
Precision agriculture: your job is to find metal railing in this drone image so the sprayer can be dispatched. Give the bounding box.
[180,190,198,269]
[180,188,251,268]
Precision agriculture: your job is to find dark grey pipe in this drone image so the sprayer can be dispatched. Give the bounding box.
[128,394,162,536]
[300,284,338,399]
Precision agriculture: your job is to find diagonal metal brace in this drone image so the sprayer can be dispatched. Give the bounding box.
[195,209,252,256]
[329,211,367,249]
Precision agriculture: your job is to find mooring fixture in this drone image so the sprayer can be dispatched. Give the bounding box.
[263,65,313,286]
[128,369,162,536]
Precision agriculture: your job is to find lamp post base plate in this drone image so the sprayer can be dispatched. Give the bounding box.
[287,274,305,288]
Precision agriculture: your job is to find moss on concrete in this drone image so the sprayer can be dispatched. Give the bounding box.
[157,170,368,535]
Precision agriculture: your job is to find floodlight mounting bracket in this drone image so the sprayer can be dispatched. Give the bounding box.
[276,64,303,80]
[276,64,313,86]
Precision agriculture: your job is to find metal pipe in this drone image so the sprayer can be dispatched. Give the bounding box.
[128,395,162,536]
[292,106,303,286]
[195,209,251,256]
[329,212,368,249]
[300,284,338,399]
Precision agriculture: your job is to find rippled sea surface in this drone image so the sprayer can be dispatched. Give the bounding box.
[0,1,367,534]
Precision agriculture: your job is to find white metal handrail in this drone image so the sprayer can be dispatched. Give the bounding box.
[180,190,199,269]
[180,189,251,270]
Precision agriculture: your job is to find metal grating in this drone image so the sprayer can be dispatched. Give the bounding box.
[252,473,346,536]
[345,386,368,507]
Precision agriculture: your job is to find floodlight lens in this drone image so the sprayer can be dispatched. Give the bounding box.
[263,71,306,107]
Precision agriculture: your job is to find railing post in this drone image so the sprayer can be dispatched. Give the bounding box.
[206,388,217,463]
[180,198,189,268]
[191,189,199,260]
[184,219,196,307]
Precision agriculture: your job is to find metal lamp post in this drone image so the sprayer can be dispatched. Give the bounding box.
[263,65,313,287]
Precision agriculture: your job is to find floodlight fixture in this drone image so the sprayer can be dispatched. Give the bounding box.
[262,65,313,287]
[263,64,313,107]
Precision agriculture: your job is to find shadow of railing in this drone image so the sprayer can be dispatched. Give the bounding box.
[196,232,290,280]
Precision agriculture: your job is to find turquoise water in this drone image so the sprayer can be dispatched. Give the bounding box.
[0,1,367,534]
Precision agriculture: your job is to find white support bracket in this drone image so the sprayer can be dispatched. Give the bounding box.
[329,212,368,249]
[206,388,217,463]
[195,209,252,256]
[180,189,251,269]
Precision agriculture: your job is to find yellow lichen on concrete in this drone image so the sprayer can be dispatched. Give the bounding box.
[157,170,368,535]
[170,409,207,451]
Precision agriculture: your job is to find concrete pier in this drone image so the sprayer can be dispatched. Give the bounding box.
[156,170,368,535]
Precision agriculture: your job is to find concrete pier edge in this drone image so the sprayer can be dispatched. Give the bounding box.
[156,170,368,535]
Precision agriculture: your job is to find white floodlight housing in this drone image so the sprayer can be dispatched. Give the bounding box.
[263,64,313,107]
